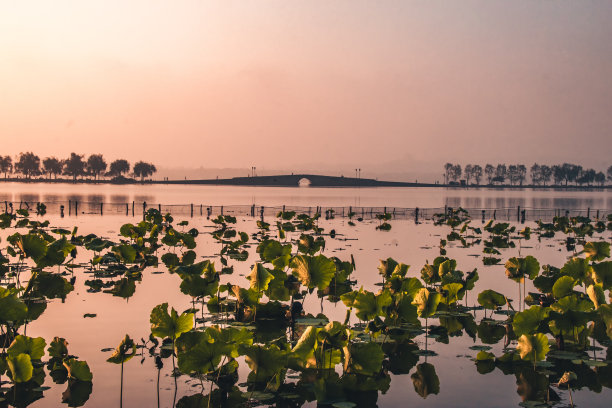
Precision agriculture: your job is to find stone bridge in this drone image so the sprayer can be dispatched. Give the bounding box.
[163,174,427,187]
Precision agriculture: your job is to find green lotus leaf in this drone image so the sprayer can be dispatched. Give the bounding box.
[395,293,419,324]
[242,344,286,379]
[505,255,540,281]
[180,274,218,298]
[264,268,290,301]
[17,233,47,262]
[599,304,612,339]
[400,277,424,299]
[517,333,549,362]
[61,379,93,407]
[476,351,495,361]
[248,263,274,293]
[150,303,194,340]
[320,321,351,349]
[551,294,594,314]
[465,269,479,291]
[8,335,46,360]
[106,334,136,364]
[206,326,253,358]
[0,289,28,324]
[347,342,383,376]
[591,261,612,290]
[290,326,320,368]
[378,258,399,279]
[552,275,576,299]
[177,337,223,375]
[561,257,591,283]
[411,362,440,399]
[7,353,33,383]
[512,306,550,337]
[353,289,392,321]
[412,288,442,318]
[48,337,69,359]
[112,244,137,263]
[161,252,180,269]
[63,358,93,381]
[442,283,464,304]
[477,289,506,310]
[587,284,606,308]
[28,272,74,299]
[583,241,610,262]
[291,254,336,290]
[391,263,410,278]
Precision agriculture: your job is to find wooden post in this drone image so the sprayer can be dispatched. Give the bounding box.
[132,201,135,216]
[260,206,264,221]
[517,206,520,222]
[481,210,485,223]
[200,204,203,216]
[282,205,285,213]
[60,205,64,218]
[68,200,71,216]
[75,201,78,215]
[158,203,161,212]
[126,203,129,216]
[142,201,147,220]
[190,203,193,218]
[493,209,496,219]
[596,209,600,219]
[221,206,224,215]
[415,207,419,222]
[587,207,590,218]
[100,202,103,215]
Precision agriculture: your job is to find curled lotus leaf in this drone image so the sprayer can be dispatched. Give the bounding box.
[411,362,440,399]
[106,334,136,364]
[291,255,336,290]
[412,288,442,318]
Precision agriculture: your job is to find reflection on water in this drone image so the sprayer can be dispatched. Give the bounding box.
[0,182,610,209]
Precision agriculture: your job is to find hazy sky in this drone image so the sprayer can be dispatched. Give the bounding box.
[1,0,611,174]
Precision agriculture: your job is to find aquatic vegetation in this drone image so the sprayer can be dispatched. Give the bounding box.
[0,206,610,407]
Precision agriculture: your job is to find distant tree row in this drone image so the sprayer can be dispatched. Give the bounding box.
[444,163,611,186]
[0,153,157,182]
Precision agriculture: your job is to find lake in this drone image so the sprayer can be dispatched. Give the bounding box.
[0,183,610,407]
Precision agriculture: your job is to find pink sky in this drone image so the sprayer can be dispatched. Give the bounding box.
[1,1,611,174]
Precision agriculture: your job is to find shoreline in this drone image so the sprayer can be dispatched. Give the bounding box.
[0,176,610,190]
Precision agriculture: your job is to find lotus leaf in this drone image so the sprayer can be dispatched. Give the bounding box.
[412,288,441,318]
[7,353,33,383]
[561,257,591,283]
[248,263,274,293]
[150,303,194,340]
[587,284,606,308]
[512,305,550,337]
[552,275,576,299]
[583,241,610,262]
[8,335,46,360]
[517,333,549,362]
[591,261,612,290]
[291,255,336,290]
[63,358,93,381]
[352,289,392,321]
[48,337,69,359]
[411,362,440,398]
[106,334,136,364]
[477,289,506,310]
[348,342,383,375]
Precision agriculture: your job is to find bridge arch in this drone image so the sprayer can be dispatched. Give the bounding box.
[298,177,311,187]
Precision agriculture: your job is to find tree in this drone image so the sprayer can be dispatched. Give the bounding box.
[42,157,63,179]
[530,164,541,185]
[607,165,612,183]
[472,165,482,185]
[87,154,107,180]
[485,164,495,184]
[464,164,473,185]
[552,165,564,185]
[517,164,526,186]
[15,152,40,179]
[0,156,12,178]
[108,159,130,177]
[64,153,86,181]
[595,171,605,186]
[508,165,519,185]
[495,164,507,184]
[540,165,552,186]
[448,164,461,182]
[577,168,596,186]
[133,161,156,182]
[444,163,453,184]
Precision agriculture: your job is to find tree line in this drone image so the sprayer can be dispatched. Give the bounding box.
[0,152,157,182]
[443,163,612,186]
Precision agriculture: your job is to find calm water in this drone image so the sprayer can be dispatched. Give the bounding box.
[0,182,611,210]
[1,184,610,407]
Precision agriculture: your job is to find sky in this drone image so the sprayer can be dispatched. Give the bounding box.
[1,0,611,180]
